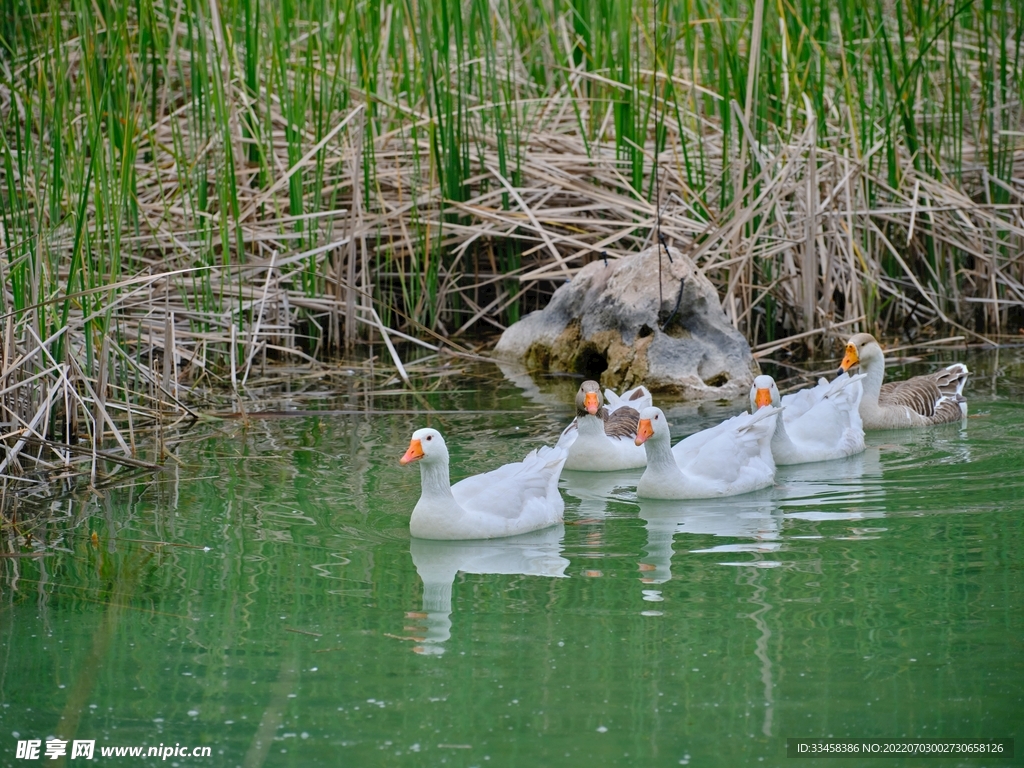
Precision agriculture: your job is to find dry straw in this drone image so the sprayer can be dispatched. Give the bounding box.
[0,0,1021,494]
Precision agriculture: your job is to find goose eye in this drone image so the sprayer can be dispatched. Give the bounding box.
[426,435,432,441]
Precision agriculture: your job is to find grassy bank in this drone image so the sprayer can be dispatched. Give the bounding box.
[0,0,1022,489]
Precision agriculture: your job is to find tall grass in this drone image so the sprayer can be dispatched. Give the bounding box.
[0,0,1022,487]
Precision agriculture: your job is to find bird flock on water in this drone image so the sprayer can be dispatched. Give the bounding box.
[400,334,970,541]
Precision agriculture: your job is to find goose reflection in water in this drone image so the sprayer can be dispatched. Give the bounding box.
[776,445,885,523]
[560,468,642,519]
[636,491,781,589]
[559,469,642,560]
[633,445,885,739]
[406,525,569,655]
[635,446,886,590]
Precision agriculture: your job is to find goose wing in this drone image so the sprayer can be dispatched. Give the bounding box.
[452,445,566,517]
[681,408,778,484]
[602,405,641,439]
[671,407,777,470]
[780,377,830,421]
[879,364,968,420]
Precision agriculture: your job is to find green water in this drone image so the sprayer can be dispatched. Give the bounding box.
[2,350,1023,767]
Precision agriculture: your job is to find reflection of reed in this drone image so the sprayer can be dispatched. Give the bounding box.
[494,361,573,414]
[242,659,299,768]
[45,495,154,762]
[407,526,569,655]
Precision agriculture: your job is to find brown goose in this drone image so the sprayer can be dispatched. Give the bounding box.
[838,333,968,429]
[562,381,651,471]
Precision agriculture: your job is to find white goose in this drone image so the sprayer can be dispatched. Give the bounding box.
[400,428,573,540]
[750,373,866,465]
[633,406,780,499]
[562,381,652,471]
[839,333,968,429]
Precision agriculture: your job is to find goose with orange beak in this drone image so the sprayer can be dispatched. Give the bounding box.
[633,405,780,499]
[838,333,968,429]
[562,380,652,471]
[748,373,866,465]
[400,427,574,540]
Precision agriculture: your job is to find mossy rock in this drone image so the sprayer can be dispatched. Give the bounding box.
[494,245,758,400]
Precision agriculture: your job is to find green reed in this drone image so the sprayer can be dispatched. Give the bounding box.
[0,0,1020,411]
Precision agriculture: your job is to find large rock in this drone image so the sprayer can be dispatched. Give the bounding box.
[493,245,758,399]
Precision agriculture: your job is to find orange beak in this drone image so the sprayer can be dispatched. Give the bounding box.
[754,387,772,408]
[584,391,599,415]
[635,418,653,446]
[400,438,424,465]
[839,344,859,373]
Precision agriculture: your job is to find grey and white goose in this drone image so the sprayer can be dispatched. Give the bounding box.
[838,333,968,429]
[562,380,651,471]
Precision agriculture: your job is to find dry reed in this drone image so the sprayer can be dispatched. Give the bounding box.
[0,0,1022,496]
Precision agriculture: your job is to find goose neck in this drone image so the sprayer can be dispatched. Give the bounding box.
[644,432,678,473]
[771,410,791,442]
[577,413,608,438]
[418,460,455,501]
[861,358,885,403]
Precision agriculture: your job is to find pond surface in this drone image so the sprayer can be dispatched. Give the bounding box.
[2,348,1023,767]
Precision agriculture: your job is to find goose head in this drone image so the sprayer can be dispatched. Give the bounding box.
[749,374,780,411]
[575,380,603,417]
[400,428,449,465]
[839,333,884,375]
[634,406,669,447]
